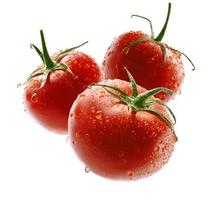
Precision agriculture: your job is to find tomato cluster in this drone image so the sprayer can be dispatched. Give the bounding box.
[23,3,194,180]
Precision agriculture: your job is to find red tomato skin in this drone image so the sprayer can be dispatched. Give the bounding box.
[69,79,176,180]
[24,52,102,134]
[103,31,184,102]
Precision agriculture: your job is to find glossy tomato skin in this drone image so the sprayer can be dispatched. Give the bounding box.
[103,31,184,102]
[24,52,102,134]
[69,79,176,180]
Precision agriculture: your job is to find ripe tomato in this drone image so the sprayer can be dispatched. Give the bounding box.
[24,30,102,134]
[69,69,177,180]
[103,3,194,102]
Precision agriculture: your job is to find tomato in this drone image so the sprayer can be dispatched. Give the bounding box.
[24,30,102,134]
[69,69,177,180]
[103,3,194,102]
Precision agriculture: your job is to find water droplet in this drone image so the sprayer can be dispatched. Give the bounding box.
[108,51,113,56]
[171,76,175,81]
[174,82,179,88]
[151,131,157,137]
[154,146,160,152]
[105,117,110,123]
[127,171,133,180]
[72,140,75,145]
[161,147,166,153]
[151,161,156,168]
[30,79,39,86]
[95,110,103,120]
[99,90,106,98]
[70,112,75,119]
[151,57,155,61]
[24,108,27,112]
[75,132,79,138]
[85,167,90,173]
[118,150,125,158]
[85,77,91,82]
[91,106,96,113]
[92,119,96,124]
[79,94,86,100]
[31,93,38,103]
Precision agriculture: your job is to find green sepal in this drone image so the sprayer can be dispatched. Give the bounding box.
[91,68,177,139]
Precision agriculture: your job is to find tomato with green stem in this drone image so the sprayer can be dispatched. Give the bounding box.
[103,2,194,102]
[69,68,177,180]
[24,30,102,134]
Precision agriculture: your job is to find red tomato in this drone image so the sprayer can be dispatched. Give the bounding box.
[103,3,194,102]
[24,30,102,134]
[69,69,177,180]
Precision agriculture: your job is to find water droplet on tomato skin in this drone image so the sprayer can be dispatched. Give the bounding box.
[85,167,90,173]
[118,150,125,158]
[99,90,106,98]
[108,51,113,56]
[31,93,38,103]
[75,132,79,138]
[127,171,134,180]
[154,146,160,152]
[171,76,175,81]
[79,94,86,100]
[95,110,103,120]
[150,161,156,168]
[56,72,61,78]
[91,106,96,113]
[174,82,179,88]
[105,117,111,123]
[69,112,75,119]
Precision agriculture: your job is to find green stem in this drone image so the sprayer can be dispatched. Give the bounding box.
[155,2,171,42]
[40,30,54,69]
[173,48,195,70]
[133,87,173,107]
[131,14,155,38]
[30,44,44,62]
[54,41,88,61]
[122,37,152,53]
[124,67,138,97]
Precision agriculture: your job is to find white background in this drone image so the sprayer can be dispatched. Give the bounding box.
[0,0,215,199]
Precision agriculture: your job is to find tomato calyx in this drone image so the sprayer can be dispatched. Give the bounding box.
[26,30,88,87]
[123,2,195,70]
[91,68,177,140]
